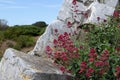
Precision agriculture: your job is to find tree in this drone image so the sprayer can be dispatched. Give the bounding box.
[32,21,47,27]
[0,19,9,30]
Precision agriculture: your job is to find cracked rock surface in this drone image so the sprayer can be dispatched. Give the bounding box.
[0,48,71,80]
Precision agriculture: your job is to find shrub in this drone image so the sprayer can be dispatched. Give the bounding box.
[14,35,35,50]
[32,21,47,27]
[0,31,5,44]
[4,25,46,40]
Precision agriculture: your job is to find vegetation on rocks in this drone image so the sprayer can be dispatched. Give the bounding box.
[46,0,120,79]
[0,21,47,60]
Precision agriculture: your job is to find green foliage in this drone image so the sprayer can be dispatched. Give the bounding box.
[14,35,35,50]
[4,25,46,40]
[0,31,5,44]
[0,24,46,52]
[82,17,120,54]
[32,21,47,27]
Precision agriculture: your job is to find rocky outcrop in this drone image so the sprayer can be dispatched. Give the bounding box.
[30,20,75,56]
[31,0,119,56]
[0,0,119,80]
[0,48,72,80]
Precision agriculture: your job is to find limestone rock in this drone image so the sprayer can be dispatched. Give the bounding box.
[0,48,72,80]
[30,20,75,56]
[58,0,119,24]
[31,0,119,56]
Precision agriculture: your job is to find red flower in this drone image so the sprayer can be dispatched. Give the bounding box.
[80,45,83,49]
[115,66,120,78]
[88,58,94,62]
[90,48,96,53]
[58,34,64,41]
[97,17,100,21]
[86,68,94,77]
[67,21,72,28]
[88,52,97,58]
[54,29,58,33]
[45,46,52,55]
[116,66,120,72]
[60,66,66,73]
[98,68,105,76]
[94,61,103,67]
[53,39,58,45]
[72,0,77,5]
[79,68,85,73]
[74,10,79,13]
[113,11,119,17]
[84,29,89,32]
[61,56,68,61]
[74,53,79,58]
[116,47,120,51]
[64,32,69,36]
[103,19,107,23]
[73,48,78,53]
[84,13,88,18]
[101,50,109,57]
[80,61,87,68]
[46,46,51,51]
[99,57,108,61]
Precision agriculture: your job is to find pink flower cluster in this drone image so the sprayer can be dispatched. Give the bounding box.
[46,31,80,73]
[78,48,109,78]
[113,10,120,17]
[115,66,120,80]
[79,61,94,77]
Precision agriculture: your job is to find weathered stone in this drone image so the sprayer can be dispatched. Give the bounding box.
[30,20,75,56]
[0,48,72,80]
[31,0,119,56]
[85,1,115,23]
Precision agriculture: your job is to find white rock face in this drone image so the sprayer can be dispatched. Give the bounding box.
[31,20,75,56]
[31,0,119,56]
[0,48,71,80]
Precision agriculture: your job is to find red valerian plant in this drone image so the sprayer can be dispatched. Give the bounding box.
[45,17,120,80]
[45,25,120,80]
[45,1,120,80]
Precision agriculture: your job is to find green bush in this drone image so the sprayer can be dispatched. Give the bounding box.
[0,31,5,44]
[32,21,47,27]
[14,35,35,50]
[4,25,46,40]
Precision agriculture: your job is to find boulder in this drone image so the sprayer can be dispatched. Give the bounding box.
[30,20,75,56]
[0,48,72,80]
[31,0,119,56]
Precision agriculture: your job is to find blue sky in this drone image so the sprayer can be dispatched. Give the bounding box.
[0,0,63,26]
